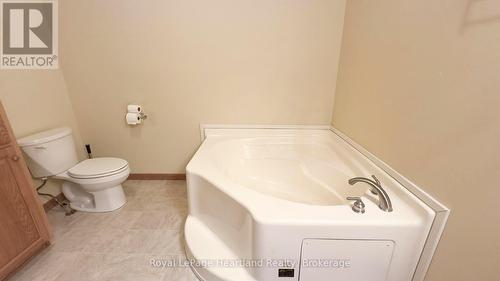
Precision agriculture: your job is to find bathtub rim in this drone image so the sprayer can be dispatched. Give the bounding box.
[197,124,450,281]
[189,132,425,224]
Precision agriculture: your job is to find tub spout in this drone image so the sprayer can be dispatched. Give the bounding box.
[348,175,393,212]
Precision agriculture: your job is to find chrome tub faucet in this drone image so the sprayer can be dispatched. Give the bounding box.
[349,175,393,212]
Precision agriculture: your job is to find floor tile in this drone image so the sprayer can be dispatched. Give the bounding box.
[10,180,196,281]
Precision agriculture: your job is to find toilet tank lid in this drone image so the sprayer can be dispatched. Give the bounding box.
[18,127,72,147]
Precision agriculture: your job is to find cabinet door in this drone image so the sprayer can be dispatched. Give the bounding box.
[0,103,51,280]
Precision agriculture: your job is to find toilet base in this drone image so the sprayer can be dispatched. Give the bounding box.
[62,182,126,213]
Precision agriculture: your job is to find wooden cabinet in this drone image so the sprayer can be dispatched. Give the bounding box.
[0,102,51,280]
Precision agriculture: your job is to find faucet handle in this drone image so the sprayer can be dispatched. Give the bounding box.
[346,197,366,214]
[365,175,381,195]
[371,175,381,186]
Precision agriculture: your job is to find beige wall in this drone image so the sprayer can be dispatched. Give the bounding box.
[332,0,500,280]
[0,71,85,203]
[59,0,346,173]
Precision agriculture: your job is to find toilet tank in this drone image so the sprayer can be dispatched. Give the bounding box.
[18,127,79,178]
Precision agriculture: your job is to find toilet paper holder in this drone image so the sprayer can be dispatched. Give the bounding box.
[138,112,148,120]
[126,105,148,125]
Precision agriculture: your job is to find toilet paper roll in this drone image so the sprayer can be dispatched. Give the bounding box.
[127,105,142,113]
[126,113,142,125]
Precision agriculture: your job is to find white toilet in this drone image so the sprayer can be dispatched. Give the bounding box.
[18,127,130,212]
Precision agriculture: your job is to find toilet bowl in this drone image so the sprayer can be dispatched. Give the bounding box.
[56,158,130,212]
[18,127,130,213]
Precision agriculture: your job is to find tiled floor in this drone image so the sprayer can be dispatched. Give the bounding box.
[10,180,199,281]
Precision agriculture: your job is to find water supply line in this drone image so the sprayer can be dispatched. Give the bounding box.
[36,178,75,216]
[85,144,93,159]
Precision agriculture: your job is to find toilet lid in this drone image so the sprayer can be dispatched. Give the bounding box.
[68,157,128,179]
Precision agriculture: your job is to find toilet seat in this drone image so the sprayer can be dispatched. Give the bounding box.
[68,157,129,179]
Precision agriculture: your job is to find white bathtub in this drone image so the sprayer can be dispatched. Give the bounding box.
[185,128,436,281]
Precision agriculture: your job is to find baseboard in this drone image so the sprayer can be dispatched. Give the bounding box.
[127,173,186,180]
[42,193,66,212]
